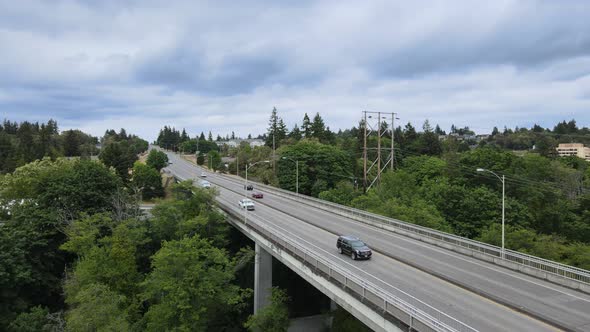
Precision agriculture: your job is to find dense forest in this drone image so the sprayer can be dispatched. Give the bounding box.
[0,159,270,330]
[183,110,590,270]
[0,120,149,175]
[0,119,98,174]
[0,120,299,331]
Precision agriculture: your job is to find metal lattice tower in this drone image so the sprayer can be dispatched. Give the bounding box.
[362,111,398,191]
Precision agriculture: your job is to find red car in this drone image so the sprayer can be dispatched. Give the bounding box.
[251,192,264,199]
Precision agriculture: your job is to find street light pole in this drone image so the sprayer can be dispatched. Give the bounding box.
[476,168,506,259]
[502,173,505,259]
[282,157,299,195]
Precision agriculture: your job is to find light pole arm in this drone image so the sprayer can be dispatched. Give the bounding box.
[480,169,503,183]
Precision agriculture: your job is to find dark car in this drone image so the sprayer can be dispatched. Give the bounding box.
[245,184,254,191]
[336,235,372,260]
[252,192,263,199]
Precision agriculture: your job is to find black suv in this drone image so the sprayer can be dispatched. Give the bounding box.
[336,235,372,260]
[245,184,254,191]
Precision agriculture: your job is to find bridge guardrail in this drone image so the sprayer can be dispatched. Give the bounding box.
[249,181,590,290]
[217,200,478,332]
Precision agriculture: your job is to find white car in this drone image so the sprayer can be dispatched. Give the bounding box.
[199,180,211,188]
[239,198,255,211]
[200,172,207,178]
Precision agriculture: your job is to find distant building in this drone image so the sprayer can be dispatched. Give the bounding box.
[476,134,490,141]
[439,133,489,142]
[556,143,590,161]
[216,139,265,148]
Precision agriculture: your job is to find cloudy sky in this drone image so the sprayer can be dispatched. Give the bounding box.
[1,0,590,141]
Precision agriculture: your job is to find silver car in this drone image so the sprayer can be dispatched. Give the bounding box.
[239,198,255,211]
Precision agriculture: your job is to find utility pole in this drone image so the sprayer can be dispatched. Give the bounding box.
[363,111,368,192]
[272,133,276,173]
[391,112,398,171]
[377,111,381,186]
[362,110,399,191]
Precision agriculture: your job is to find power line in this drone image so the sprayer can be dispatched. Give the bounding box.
[392,146,590,195]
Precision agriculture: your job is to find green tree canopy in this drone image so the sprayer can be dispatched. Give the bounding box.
[99,141,138,181]
[141,236,249,332]
[277,140,352,196]
[146,149,169,171]
[244,287,290,332]
[132,161,164,200]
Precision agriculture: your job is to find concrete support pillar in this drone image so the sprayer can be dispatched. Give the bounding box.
[330,299,338,311]
[254,242,273,314]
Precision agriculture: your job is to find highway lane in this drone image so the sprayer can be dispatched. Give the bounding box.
[160,150,565,331]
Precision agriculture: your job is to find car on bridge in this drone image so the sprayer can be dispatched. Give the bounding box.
[337,235,372,260]
[239,198,255,211]
[200,172,207,178]
[199,180,211,188]
[251,192,263,199]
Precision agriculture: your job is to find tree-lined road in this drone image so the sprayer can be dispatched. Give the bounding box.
[161,148,590,331]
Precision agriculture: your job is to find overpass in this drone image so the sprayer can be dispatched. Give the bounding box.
[160,148,590,332]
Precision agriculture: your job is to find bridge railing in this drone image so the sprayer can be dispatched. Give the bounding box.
[217,201,478,332]
[250,181,590,289]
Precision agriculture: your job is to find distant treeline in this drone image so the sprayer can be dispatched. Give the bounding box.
[0,119,98,174]
[156,126,219,154]
[0,119,149,175]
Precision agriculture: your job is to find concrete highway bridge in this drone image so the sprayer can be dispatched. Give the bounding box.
[159,147,590,332]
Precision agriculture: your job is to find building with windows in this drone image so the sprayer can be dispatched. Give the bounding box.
[215,139,265,148]
[556,143,590,161]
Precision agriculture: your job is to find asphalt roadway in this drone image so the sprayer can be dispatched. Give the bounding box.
[161,149,590,332]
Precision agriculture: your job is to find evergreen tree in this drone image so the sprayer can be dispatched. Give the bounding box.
[16,122,35,163]
[434,124,446,135]
[277,119,288,141]
[422,119,433,133]
[181,129,189,142]
[265,107,287,148]
[99,141,137,181]
[118,128,127,140]
[301,113,312,138]
[63,130,81,157]
[404,123,418,142]
[310,113,326,141]
[208,131,213,141]
[289,124,302,141]
[324,126,335,144]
